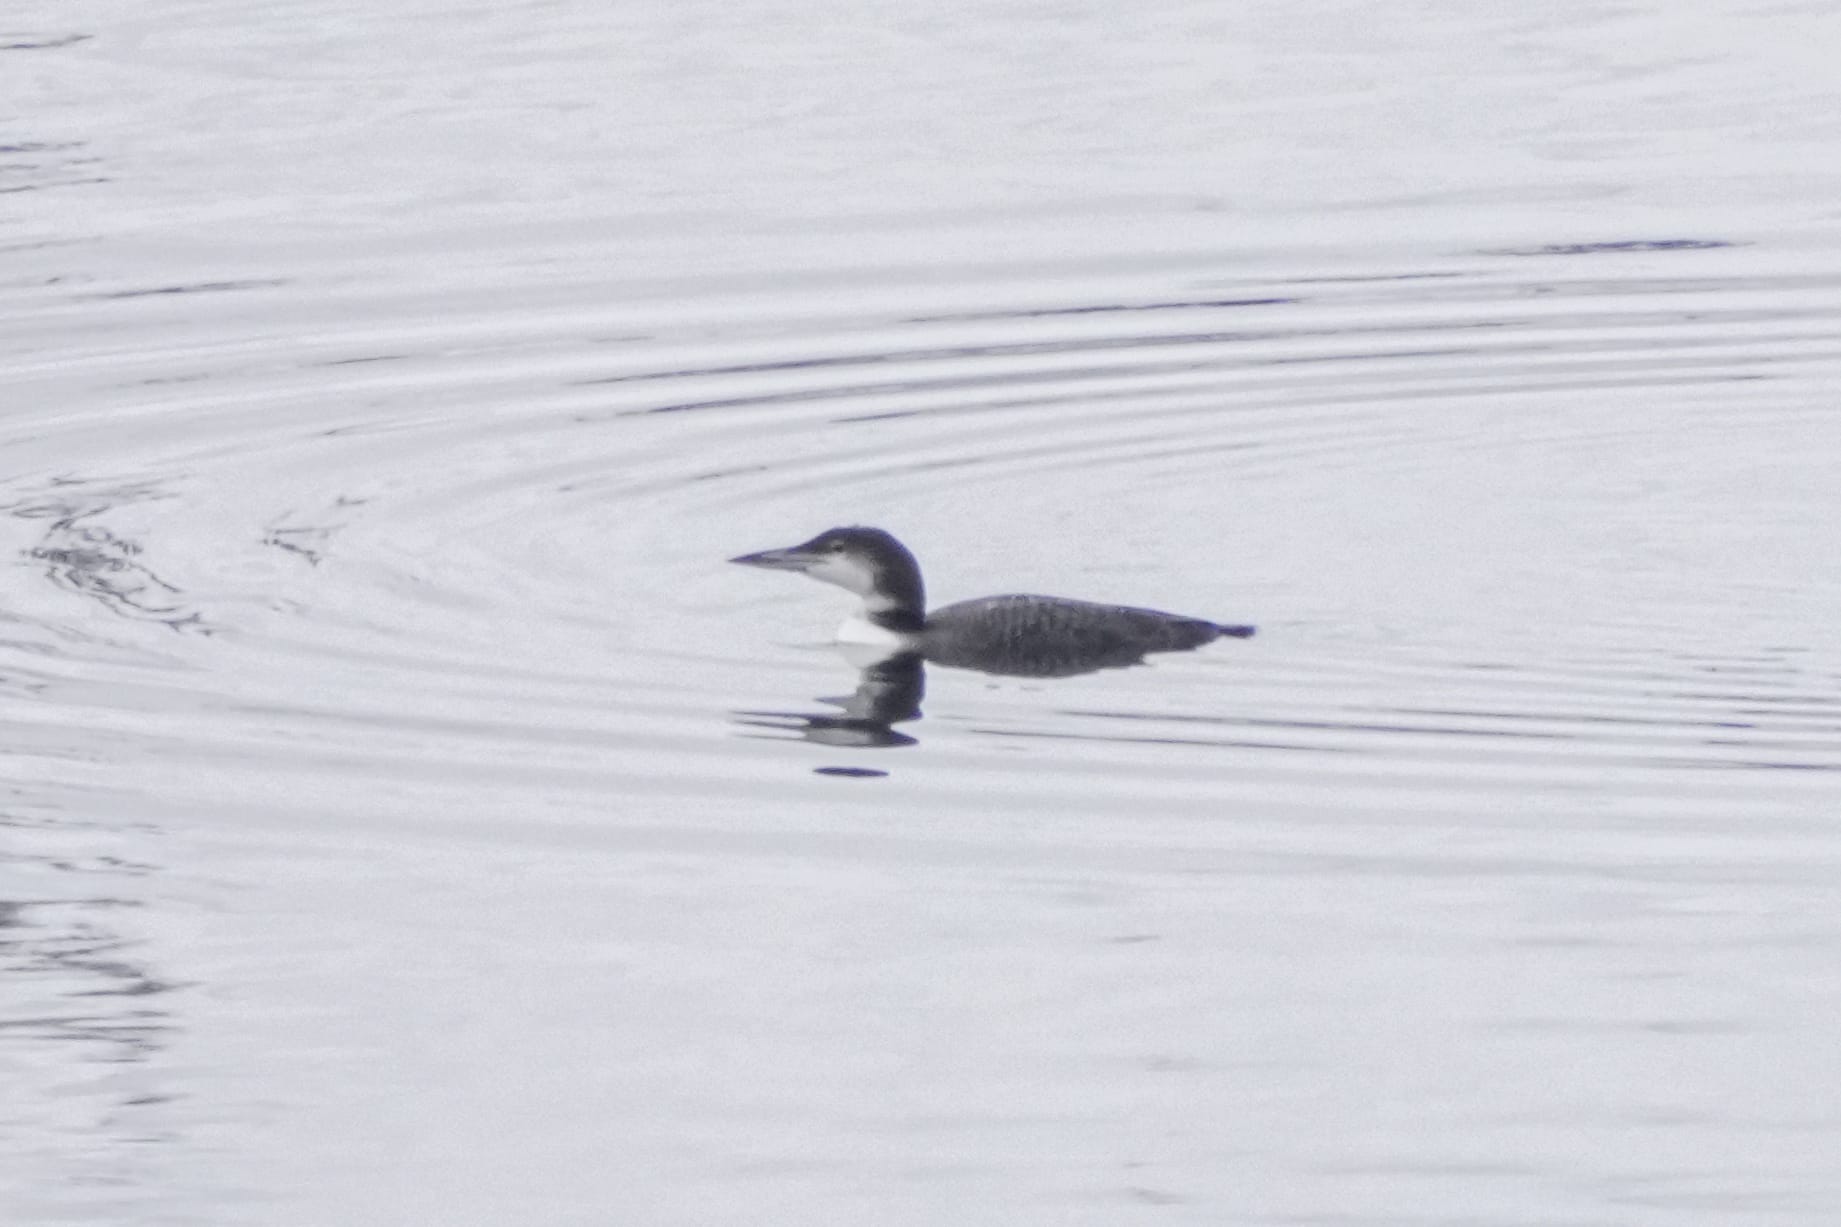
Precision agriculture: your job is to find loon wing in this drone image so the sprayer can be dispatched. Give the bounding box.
[920,594,1239,679]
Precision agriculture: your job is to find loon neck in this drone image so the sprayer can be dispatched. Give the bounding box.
[836,601,923,658]
[864,540,925,624]
[862,601,925,634]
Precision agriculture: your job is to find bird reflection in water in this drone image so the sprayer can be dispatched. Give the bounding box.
[732,648,925,752]
[732,615,1246,767]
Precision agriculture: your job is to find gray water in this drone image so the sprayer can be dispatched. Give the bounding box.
[5,2,1841,1223]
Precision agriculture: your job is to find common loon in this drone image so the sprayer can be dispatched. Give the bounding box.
[730,526,1255,678]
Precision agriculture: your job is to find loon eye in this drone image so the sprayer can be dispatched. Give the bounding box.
[826,541,846,554]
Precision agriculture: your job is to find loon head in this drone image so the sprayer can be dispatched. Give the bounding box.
[730,526,926,625]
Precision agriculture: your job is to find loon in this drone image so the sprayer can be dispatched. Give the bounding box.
[730,526,1255,678]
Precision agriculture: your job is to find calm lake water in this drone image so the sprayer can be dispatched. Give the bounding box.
[5,1,1841,1223]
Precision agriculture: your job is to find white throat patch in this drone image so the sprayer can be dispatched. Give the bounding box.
[803,553,879,597]
[835,610,915,650]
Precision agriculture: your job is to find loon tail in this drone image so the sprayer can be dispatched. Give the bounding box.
[1214,623,1257,639]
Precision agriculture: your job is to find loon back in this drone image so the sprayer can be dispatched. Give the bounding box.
[730,525,1256,678]
[923,594,1245,678]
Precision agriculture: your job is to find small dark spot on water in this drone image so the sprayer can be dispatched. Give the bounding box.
[814,766,888,778]
[1124,1185,1187,1205]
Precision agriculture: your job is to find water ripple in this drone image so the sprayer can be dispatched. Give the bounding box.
[1,235,1837,827]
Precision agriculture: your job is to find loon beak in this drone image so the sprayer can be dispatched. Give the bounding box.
[729,545,819,572]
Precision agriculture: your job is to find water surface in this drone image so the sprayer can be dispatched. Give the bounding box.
[4,1,1841,1223]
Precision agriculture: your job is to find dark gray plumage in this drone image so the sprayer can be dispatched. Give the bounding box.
[731,526,1255,679]
[922,593,1246,678]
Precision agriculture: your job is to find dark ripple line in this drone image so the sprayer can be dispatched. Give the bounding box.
[984,719,1839,774]
[1067,707,1709,739]
[1485,238,1740,257]
[597,359,1235,420]
[908,295,1296,323]
[1391,705,1841,737]
[879,369,1776,486]
[584,307,1840,418]
[1,33,93,51]
[964,725,1340,754]
[600,338,1818,425]
[579,320,1515,396]
[0,177,109,195]
[91,279,288,301]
